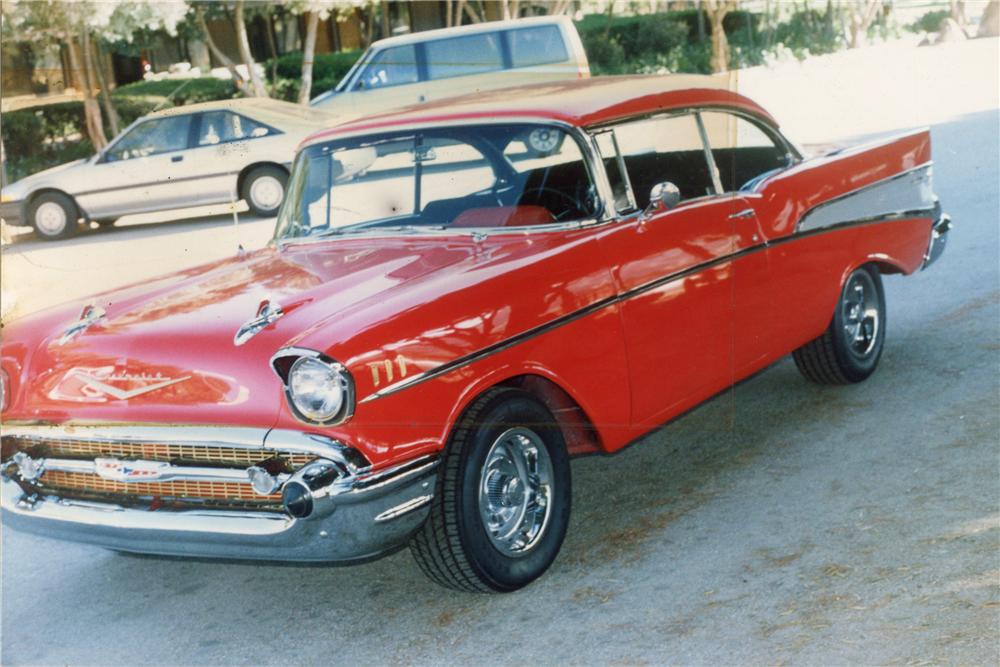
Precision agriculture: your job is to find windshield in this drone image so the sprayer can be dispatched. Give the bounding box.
[274,124,599,240]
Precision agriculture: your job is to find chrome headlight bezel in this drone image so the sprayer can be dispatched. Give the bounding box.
[271,348,355,426]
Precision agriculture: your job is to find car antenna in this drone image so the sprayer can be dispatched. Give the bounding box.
[152,78,194,112]
[230,190,245,257]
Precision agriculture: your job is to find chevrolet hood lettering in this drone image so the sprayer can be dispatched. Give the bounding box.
[48,368,191,402]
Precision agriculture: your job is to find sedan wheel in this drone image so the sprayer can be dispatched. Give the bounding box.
[28,192,78,240]
[793,264,887,383]
[241,166,288,217]
[410,388,571,593]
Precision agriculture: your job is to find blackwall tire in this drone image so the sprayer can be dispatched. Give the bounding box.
[793,264,887,384]
[410,388,571,593]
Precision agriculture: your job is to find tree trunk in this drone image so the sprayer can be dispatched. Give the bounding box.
[709,12,729,72]
[298,11,320,105]
[380,1,391,40]
[196,6,251,95]
[978,0,1000,37]
[70,33,107,150]
[849,0,881,49]
[233,0,268,97]
[705,1,734,73]
[265,13,279,85]
[949,0,967,25]
[90,39,120,137]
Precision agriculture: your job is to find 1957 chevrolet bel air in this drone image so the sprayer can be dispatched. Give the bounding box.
[0,75,950,592]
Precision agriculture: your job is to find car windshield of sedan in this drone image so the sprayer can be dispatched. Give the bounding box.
[274,123,599,239]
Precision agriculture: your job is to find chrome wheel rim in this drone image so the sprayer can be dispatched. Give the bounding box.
[35,202,68,235]
[842,271,880,358]
[478,427,554,557]
[249,175,283,212]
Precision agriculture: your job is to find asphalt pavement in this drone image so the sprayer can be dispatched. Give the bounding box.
[1,39,998,666]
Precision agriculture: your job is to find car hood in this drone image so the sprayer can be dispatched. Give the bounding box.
[3,158,90,197]
[1,237,475,425]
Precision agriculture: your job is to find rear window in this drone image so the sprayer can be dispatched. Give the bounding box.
[426,33,504,80]
[509,25,569,67]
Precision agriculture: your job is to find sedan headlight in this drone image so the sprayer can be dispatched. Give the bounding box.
[285,356,353,425]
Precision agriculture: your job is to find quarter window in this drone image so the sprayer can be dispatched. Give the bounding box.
[508,25,568,67]
[105,115,191,162]
[698,111,790,191]
[426,33,504,80]
[198,111,270,146]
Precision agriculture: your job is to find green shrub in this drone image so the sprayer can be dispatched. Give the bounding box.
[112,77,237,105]
[265,50,362,101]
[908,9,950,33]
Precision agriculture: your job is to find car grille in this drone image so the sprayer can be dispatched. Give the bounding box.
[5,436,314,469]
[42,471,280,503]
[3,435,313,512]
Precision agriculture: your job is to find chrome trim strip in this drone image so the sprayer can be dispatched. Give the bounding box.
[27,457,290,485]
[796,162,934,232]
[374,494,433,523]
[1,425,372,472]
[361,207,938,403]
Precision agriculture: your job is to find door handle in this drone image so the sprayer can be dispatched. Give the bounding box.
[171,155,184,162]
[728,208,755,220]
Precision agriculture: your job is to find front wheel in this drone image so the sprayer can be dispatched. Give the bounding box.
[793,264,886,384]
[241,166,288,217]
[410,388,571,593]
[28,192,78,240]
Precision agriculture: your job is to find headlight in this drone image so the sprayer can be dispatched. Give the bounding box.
[286,356,352,425]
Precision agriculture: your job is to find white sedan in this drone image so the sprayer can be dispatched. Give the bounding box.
[0,98,335,240]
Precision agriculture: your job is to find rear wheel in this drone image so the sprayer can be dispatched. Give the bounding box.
[410,388,571,593]
[241,165,287,217]
[28,192,78,240]
[793,264,886,384]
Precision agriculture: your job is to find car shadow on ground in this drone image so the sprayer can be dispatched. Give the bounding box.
[1,211,275,253]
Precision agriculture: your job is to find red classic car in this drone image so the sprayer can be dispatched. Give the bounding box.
[0,75,950,592]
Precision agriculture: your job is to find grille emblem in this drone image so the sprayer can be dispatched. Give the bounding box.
[94,458,171,483]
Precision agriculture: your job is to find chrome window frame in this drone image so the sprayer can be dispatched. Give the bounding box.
[584,105,803,219]
[274,117,614,246]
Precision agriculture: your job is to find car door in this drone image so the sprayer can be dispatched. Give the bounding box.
[185,110,278,204]
[79,114,195,218]
[593,111,769,427]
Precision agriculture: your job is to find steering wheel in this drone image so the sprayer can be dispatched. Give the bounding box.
[518,186,586,221]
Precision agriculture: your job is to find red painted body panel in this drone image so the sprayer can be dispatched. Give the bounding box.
[1,80,939,474]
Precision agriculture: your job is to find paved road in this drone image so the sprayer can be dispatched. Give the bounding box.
[2,44,998,665]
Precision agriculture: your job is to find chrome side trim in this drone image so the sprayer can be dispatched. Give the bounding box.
[361,206,938,403]
[797,162,934,233]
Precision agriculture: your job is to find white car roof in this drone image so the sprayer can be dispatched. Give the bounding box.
[147,98,335,132]
[368,15,573,50]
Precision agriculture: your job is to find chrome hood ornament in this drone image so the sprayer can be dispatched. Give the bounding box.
[57,303,106,345]
[234,298,284,346]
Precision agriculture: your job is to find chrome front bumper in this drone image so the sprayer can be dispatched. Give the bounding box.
[922,210,951,270]
[1,425,438,563]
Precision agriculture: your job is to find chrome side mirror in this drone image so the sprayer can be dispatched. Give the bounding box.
[647,181,681,214]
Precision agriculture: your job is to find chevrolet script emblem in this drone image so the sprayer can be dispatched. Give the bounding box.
[71,370,190,400]
[94,458,171,482]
